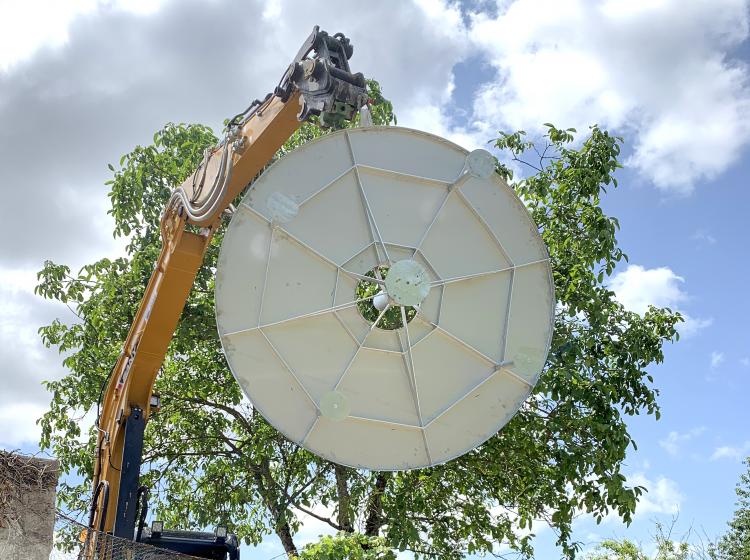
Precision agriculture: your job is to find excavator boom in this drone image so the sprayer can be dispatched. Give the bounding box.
[87,27,367,557]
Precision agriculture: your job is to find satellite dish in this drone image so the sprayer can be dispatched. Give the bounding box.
[215,127,554,470]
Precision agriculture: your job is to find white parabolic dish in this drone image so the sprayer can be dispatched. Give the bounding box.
[215,126,555,470]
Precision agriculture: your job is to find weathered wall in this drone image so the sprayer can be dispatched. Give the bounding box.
[0,452,59,560]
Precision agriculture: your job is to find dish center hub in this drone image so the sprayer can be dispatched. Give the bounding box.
[384,259,430,307]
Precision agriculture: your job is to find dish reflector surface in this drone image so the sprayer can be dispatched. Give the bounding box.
[216,127,554,470]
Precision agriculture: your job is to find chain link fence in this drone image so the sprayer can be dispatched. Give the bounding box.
[50,511,200,560]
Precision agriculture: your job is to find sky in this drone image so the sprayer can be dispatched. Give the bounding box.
[1,0,749,558]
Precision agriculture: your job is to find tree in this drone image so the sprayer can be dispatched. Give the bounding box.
[585,519,714,560]
[712,458,750,559]
[298,533,396,560]
[37,81,681,558]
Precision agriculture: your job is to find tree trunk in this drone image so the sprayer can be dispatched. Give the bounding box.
[253,458,298,557]
[364,472,389,536]
[275,522,298,557]
[334,464,354,532]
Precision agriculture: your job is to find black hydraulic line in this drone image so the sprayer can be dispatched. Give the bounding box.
[135,485,149,542]
[88,480,110,533]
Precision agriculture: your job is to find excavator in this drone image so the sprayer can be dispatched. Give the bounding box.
[85,26,368,559]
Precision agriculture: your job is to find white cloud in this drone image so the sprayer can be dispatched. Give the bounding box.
[609,264,711,336]
[691,229,717,245]
[710,351,725,369]
[291,504,337,548]
[468,0,750,194]
[659,426,707,456]
[0,266,71,448]
[676,317,713,339]
[710,442,750,461]
[740,357,750,367]
[0,0,170,71]
[3,0,750,198]
[261,0,282,20]
[610,265,686,313]
[0,0,97,71]
[0,402,48,447]
[586,471,684,525]
[628,472,683,517]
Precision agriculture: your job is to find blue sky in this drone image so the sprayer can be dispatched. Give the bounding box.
[1,1,749,558]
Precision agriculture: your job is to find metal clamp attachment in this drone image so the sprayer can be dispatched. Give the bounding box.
[277,26,368,126]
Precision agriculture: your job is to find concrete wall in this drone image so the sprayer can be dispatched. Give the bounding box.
[0,453,59,560]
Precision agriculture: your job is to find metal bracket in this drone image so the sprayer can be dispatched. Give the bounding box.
[113,406,146,539]
[276,26,368,126]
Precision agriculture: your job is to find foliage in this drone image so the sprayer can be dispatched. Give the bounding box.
[711,458,750,559]
[109,122,217,240]
[588,539,651,560]
[37,77,681,560]
[298,532,396,560]
[585,519,714,560]
[355,266,416,330]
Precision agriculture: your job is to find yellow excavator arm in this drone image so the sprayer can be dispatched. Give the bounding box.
[87,27,367,553]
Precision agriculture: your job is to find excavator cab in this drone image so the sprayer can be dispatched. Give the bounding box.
[132,488,240,559]
[138,523,240,559]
